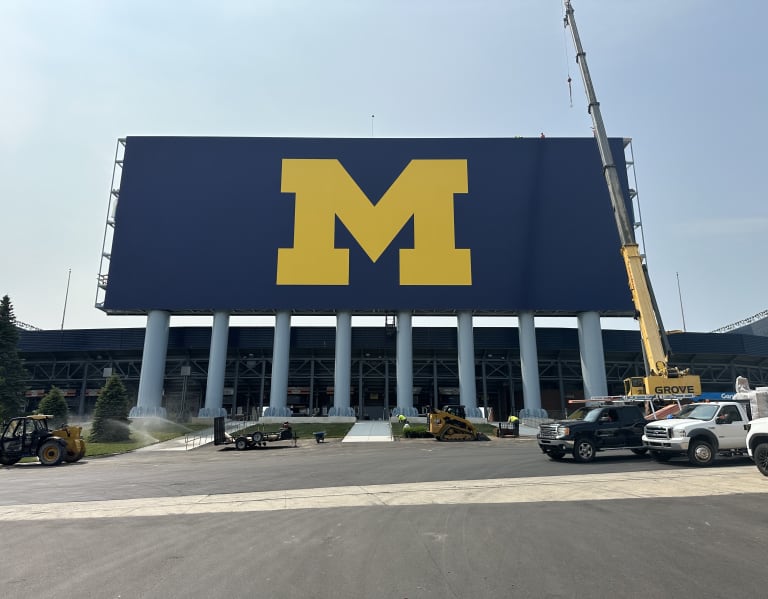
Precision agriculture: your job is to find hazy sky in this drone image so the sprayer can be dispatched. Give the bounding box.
[2,0,766,333]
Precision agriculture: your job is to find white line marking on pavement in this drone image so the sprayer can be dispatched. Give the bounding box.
[1,467,766,521]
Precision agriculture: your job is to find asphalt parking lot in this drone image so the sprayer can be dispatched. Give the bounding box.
[2,437,767,599]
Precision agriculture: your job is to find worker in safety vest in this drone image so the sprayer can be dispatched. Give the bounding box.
[398,413,407,424]
[508,413,520,436]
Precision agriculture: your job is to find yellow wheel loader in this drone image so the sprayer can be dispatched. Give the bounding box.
[0,414,86,466]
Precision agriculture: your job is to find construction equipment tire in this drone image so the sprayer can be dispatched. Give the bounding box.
[64,440,86,463]
[38,440,64,466]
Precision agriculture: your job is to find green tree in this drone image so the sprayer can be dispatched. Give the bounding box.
[0,295,28,422]
[89,374,131,442]
[38,386,70,428]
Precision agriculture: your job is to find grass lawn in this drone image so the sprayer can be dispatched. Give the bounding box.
[84,421,211,457]
[86,421,361,457]
[20,419,501,462]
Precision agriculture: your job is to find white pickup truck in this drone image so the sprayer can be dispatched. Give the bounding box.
[746,418,768,476]
[642,401,751,466]
[737,377,768,476]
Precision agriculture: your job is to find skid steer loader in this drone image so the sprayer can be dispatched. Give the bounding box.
[428,405,480,441]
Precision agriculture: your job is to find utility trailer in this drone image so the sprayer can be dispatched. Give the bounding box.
[213,417,297,450]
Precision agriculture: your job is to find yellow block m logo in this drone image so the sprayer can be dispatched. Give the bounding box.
[277,159,471,285]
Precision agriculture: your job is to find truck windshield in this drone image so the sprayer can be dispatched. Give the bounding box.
[566,408,603,422]
[673,404,719,421]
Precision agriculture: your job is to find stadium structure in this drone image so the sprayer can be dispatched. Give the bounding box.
[15,137,768,421]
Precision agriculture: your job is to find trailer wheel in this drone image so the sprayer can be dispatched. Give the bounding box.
[251,431,264,443]
[235,437,249,451]
[0,455,20,466]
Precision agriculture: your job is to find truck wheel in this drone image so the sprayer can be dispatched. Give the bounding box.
[688,439,715,467]
[631,448,648,456]
[38,440,64,466]
[650,450,671,462]
[573,437,596,463]
[547,450,565,461]
[235,437,248,451]
[753,442,768,476]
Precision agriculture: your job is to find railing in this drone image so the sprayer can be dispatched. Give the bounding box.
[519,408,552,429]
[521,416,555,429]
[184,419,253,450]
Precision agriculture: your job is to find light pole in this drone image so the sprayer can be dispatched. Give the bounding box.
[60,268,71,330]
[676,272,687,332]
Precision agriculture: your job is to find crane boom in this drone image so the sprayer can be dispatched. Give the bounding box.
[563,1,701,396]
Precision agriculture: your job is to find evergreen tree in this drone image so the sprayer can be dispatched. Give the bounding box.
[89,374,131,442]
[0,295,28,422]
[38,385,70,428]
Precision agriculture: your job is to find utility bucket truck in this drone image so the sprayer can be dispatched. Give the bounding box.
[563,0,701,400]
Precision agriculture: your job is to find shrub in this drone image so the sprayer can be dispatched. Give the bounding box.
[403,425,433,439]
[89,375,131,442]
[38,386,69,427]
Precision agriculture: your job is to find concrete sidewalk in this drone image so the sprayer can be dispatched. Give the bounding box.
[341,421,394,443]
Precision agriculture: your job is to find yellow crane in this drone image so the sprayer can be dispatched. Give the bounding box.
[563,1,701,398]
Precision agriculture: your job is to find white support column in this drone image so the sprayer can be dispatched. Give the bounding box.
[334,311,352,415]
[133,310,170,418]
[200,311,229,417]
[396,311,413,416]
[518,311,542,411]
[577,311,608,398]
[457,311,478,412]
[269,310,291,415]
[384,360,390,416]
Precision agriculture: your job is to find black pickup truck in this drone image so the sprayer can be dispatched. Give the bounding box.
[537,404,649,463]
